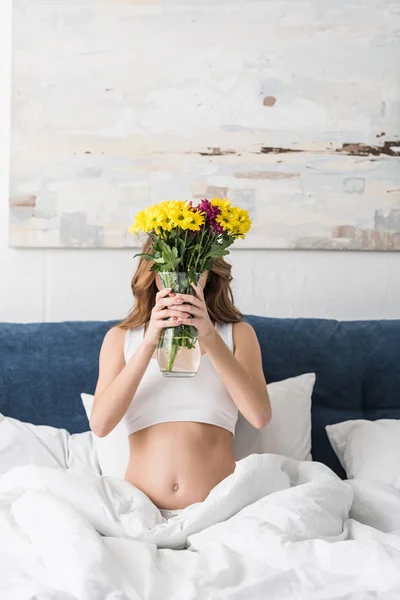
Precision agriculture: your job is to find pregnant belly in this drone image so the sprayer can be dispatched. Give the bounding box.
[124,422,236,510]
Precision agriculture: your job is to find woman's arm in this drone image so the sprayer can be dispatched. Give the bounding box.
[202,321,271,429]
[172,285,271,429]
[89,327,156,437]
[90,287,186,437]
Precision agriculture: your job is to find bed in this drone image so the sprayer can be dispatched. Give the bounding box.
[1,316,400,599]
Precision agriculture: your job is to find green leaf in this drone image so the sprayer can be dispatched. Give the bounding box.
[133,251,154,260]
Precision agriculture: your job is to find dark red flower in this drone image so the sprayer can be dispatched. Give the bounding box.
[196,198,222,234]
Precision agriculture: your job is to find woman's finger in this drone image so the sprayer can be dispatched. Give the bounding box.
[171,293,203,308]
[152,300,175,315]
[191,282,204,299]
[155,287,172,301]
[153,303,188,317]
[171,304,203,317]
[156,296,185,309]
[155,309,191,320]
[158,319,183,328]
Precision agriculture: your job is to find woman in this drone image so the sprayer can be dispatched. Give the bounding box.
[90,248,271,517]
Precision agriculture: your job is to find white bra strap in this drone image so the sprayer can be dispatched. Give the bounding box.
[124,324,145,363]
[216,322,234,353]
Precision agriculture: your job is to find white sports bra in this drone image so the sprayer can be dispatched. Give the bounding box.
[123,323,238,436]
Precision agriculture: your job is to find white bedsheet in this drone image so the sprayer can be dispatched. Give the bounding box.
[1,454,400,600]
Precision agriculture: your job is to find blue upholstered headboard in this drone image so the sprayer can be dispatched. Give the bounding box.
[1,317,399,477]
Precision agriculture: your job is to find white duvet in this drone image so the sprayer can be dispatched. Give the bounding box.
[1,451,400,600]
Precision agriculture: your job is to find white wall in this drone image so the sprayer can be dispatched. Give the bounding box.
[1,1,399,323]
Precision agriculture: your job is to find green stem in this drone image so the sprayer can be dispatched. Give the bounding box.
[194,227,206,273]
[199,229,213,273]
[187,231,198,272]
[182,229,188,271]
[166,335,180,372]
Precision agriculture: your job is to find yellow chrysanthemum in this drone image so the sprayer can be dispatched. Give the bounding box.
[161,200,205,231]
[157,202,176,232]
[231,207,251,238]
[211,197,231,213]
[215,209,233,232]
[163,202,191,230]
[129,204,166,234]
[215,205,251,238]
[159,200,188,216]
[145,206,166,233]
[172,208,195,230]
[128,209,151,234]
[187,210,205,231]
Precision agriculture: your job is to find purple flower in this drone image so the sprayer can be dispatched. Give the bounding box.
[196,198,222,234]
[211,221,224,234]
[197,198,218,217]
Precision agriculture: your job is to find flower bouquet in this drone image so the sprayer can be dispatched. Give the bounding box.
[129,198,251,377]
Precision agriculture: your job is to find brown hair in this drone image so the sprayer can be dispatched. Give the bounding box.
[117,238,243,329]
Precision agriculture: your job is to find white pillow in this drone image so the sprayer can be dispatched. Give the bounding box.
[346,478,400,533]
[233,373,315,462]
[0,413,100,475]
[326,419,400,490]
[81,393,129,478]
[82,372,315,479]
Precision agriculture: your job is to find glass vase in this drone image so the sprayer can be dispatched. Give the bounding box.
[157,271,201,378]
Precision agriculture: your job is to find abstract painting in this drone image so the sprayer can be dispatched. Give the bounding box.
[9,0,400,249]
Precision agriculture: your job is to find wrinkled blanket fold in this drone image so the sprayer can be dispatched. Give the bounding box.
[1,454,400,600]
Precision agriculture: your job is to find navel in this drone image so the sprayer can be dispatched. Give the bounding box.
[172,483,179,492]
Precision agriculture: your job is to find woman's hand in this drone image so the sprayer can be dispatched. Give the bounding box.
[169,283,214,339]
[144,287,189,347]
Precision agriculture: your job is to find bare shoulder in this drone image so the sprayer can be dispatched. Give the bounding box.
[101,325,126,354]
[95,326,126,398]
[232,321,259,352]
[233,321,255,335]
